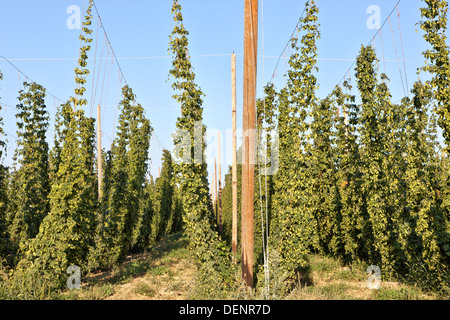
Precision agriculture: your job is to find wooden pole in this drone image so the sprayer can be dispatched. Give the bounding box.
[218,130,222,234]
[210,172,214,207]
[210,172,213,199]
[214,157,217,219]
[242,0,258,288]
[97,104,103,200]
[231,52,238,258]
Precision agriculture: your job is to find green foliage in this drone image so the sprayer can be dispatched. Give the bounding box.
[16,105,97,285]
[0,70,10,263]
[170,186,185,234]
[101,85,152,264]
[0,71,5,160]
[49,102,71,184]
[12,1,97,287]
[150,150,175,243]
[355,45,387,267]
[124,96,152,253]
[403,81,449,280]
[416,0,450,287]
[254,84,276,270]
[354,46,411,276]
[221,147,242,249]
[71,0,94,109]
[7,82,50,252]
[168,0,233,293]
[332,82,364,262]
[132,176,155,253]
[0,263,58,300]
[309,96,342,257]
[271,0,321,278]
[0,167,9,263]
[419,0,450,153]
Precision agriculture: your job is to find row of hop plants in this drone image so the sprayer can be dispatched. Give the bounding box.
[221,0,449,294]
[0,0,183,299]
[168,0,238,298]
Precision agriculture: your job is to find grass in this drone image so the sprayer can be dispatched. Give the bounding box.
[286,254,441,300]
[133,281,157,297]
[147,265,170,277]
[17,231,443,300]
[373,287,422,300]
[54,232,196,300]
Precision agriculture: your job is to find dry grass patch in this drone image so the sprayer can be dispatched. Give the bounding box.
[286,254,439,300]
[106,256,196,300]
[56,235,442,300]
[56,232,196,300]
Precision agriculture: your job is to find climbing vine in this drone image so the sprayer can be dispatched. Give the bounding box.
[272,0,321,277]
[168,0,234,295]
[8,82,50,252]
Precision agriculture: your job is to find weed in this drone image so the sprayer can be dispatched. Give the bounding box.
[148,266,169,277]
[373,287,421,300]
[96,283,115,299]
[134,281,156,297]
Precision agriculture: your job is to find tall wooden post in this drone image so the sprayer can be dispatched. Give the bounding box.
[214,157,218,219]
[231,52,238,257]
[242,0,258,288]
[210,172,214,205]
[97,104,103,200]
[218,130,222,233]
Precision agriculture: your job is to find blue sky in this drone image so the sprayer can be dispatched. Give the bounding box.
[0,0,443,180]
